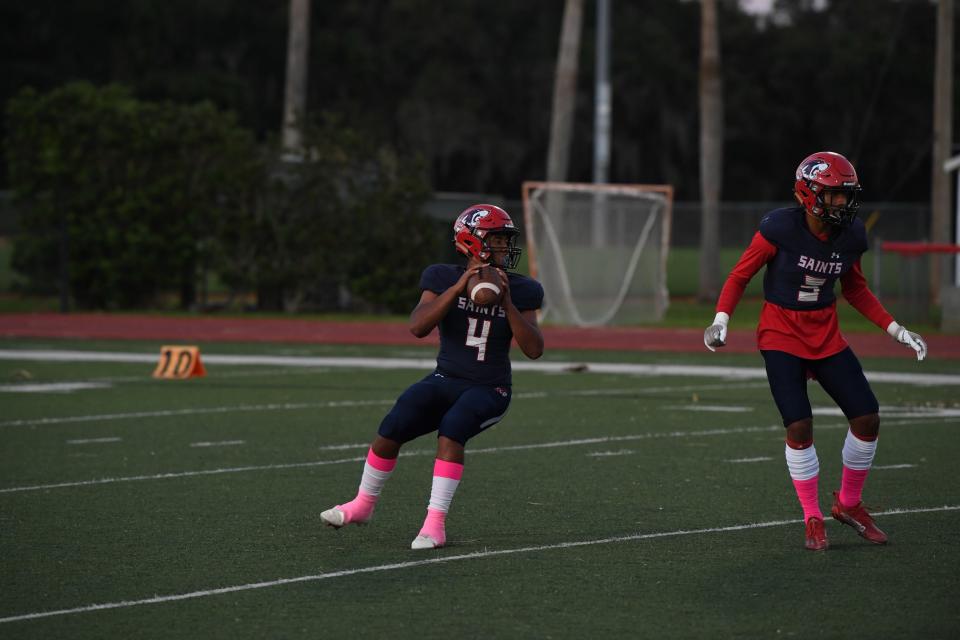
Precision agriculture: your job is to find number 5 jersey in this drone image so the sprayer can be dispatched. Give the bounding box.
[716,206,893,359]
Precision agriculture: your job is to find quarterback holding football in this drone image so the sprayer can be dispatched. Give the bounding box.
[704,151,927,551]
[322,204,544,549]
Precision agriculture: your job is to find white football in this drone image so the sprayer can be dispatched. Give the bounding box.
[468,268,502,305]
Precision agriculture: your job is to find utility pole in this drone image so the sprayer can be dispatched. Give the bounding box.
[546,0,584,183]
[592,0,611,247]
[698,0,724,302]
[931,0,954,302]
[593,0,611,187]
[282,0,311,159]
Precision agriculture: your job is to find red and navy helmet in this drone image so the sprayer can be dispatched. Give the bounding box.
[793,151,862,227]
[453,204,521,269]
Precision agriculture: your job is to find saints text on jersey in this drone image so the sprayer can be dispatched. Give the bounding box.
[457,296,508,317]
[797,255,843,275]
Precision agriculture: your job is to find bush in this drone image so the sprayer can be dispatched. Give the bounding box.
[5,82,259,309]
[216,115,438,313]
[6,84,439,313]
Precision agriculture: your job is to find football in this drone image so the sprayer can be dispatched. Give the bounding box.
[467,266,502,305]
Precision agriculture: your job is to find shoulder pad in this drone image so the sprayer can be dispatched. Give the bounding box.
[759,207,803,247]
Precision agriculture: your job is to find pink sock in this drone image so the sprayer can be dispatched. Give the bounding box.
[365,449,398,473]
[417,459,464,544]
[433,459,464,482]
[792,476,822,521]
[839,467,869,507]
[338,490,377,523]
[338,449,398,523]
[418,507,447,545]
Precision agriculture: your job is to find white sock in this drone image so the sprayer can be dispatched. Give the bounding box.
[358,462,393,497]
[841,429,877,470]
[784,443,820,480]
[427,475,461,513]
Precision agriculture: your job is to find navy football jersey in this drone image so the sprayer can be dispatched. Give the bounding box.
[758,207,869,311]
[419,264,544,386]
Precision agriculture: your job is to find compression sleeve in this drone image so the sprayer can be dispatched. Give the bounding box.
[716,231,777,316]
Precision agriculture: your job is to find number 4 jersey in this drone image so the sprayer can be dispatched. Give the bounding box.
[716,206,893,359]
[420,264,544,386]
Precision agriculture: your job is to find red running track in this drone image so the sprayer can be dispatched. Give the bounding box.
[1,312,959,359]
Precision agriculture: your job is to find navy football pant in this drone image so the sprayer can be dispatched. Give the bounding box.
[377,372,512,446]
[761,347,879,427]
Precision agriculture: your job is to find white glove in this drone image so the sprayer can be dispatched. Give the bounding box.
[887,321,927,361]
[704,312,729,352]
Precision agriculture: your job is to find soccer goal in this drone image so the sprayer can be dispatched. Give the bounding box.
[522,181,673,326]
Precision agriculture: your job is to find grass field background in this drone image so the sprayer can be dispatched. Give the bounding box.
[1,338,957,638]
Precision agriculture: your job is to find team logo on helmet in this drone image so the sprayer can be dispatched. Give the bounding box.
[466,209,491,225]
[454,208,490,233]
[798,159,830,181]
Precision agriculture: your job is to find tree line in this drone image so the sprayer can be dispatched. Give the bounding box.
[6,83,439,311]
[1,0,953,310]
[2,0,948,202]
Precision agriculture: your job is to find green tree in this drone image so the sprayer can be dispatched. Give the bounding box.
[6,82,259,309]
[214,114,436,313]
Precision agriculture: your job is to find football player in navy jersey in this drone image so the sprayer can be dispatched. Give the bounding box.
[703,151,927,551]
[321,204,544,549]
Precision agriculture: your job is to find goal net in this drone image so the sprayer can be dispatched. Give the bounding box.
[522,181,673,326]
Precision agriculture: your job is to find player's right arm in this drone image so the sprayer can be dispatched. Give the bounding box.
[409,265,482,338]
[704,231,777,351]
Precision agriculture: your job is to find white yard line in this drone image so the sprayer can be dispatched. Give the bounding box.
[665,405,753,412]
[84,367,334,384]
[2,392,947,433]
[726,456,774,463]
[813,406,960,419]
[0,400,395,428]
[189,440,245,448]
[0,381,112,393]
[0,384,766,427]
[2,416,953,494]
[586,449,635,457]
[0,456,365,494]
[1,504,957,625]
[0,385,764,429]
[317,442,372,451]
[1,349,958,386]
[66,437,122,445]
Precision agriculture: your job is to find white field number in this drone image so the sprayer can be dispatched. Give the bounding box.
[798,274,826,303]
[466,318,491,361]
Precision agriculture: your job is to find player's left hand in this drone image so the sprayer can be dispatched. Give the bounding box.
[495,268,511,305]
[887,321,927,361]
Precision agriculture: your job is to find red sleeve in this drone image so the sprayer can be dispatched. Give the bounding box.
[716,231,777,316]
[840,259,894,330]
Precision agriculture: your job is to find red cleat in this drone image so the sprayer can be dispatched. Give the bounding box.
[831,491,888,544]
[804,516,828,551]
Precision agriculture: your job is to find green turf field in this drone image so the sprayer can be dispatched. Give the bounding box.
[1,339,958,638]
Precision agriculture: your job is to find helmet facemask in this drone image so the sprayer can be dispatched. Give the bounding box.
[810,184,862,227]
[481,230,522,270]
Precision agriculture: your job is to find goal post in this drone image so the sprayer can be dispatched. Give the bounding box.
[522,181,673,327]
